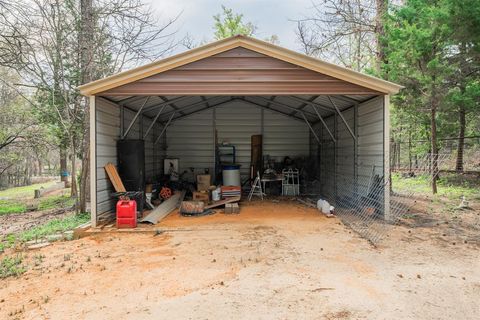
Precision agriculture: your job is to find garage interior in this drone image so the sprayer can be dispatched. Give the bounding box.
[81,36,401,228]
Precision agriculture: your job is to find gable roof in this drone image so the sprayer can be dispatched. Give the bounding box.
[79,35,402,96]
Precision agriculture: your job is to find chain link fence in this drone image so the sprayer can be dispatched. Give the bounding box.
[307,153,451,244]
[391,136,480,173]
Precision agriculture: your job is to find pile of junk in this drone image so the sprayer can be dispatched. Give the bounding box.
[104,140,243,229]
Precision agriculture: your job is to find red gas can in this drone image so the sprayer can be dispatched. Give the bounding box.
[116,200,137,228]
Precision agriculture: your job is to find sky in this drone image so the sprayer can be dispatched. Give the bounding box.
[148,0,314,54]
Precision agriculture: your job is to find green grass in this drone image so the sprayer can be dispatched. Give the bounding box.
[392,172,480,200]
[0,255,26,278]
[38,195,75,210]
[0,200,27,215]
[18,213,89,242]
[0,180,58,199]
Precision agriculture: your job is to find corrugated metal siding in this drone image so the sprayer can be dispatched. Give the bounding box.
[165,100,309,181]
[166,109,215,176]
[96,98,165,215]
[102,47,380,96]
[263,109,310,160]
[216,102,261,178]
[358,96,384,179]
[310,95,384,200]
[320,116,336,195]
[336,108,355,199]
[96,98,120,215]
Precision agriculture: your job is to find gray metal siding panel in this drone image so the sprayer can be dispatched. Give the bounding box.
[95,98,120,215]
[166,109,215,176]
[336,108,355,199]
[216,102,261,178]
[165,100,309,181]
[263,109,310,160]
[358,96,384,179]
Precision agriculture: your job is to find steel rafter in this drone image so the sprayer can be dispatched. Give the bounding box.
[122,96,150,139]
[310,104,336,143]
[251,96,318,120]
[301,112,321,145]
[240,98,304,122]
[327,95,357,140]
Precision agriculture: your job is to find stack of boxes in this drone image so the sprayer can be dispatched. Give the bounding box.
[193,174,211,203]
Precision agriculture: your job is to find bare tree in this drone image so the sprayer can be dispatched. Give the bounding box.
[294,0,388,73]
[0,0,180,209]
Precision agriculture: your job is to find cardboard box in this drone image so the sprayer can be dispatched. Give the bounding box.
[193,191,210,203]
[196,174,211,191]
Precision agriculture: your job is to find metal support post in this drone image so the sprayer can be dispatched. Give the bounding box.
[154,112,175,144]
[301,112,321,145]
[122,96,150,139]
[143,105,166,139]
[327,96,356,140]
[310,104,336,143]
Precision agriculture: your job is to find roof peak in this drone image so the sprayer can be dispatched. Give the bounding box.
[79,35,402,96]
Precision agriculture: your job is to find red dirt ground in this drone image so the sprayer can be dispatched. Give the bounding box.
[0,200,479,319]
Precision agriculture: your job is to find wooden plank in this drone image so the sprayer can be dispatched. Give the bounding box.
[204,196,240,210]
[104,163,126,192]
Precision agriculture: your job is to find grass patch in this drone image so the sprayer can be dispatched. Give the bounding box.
[38,195,75,211]
[392,173,480,200]
[0,255,26,278]
[18,213,89,242]
[0,200,27,215]
[0,180,58,200]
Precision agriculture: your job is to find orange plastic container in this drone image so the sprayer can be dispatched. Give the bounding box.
[116,200,137,228]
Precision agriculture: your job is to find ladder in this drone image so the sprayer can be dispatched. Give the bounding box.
[248,171,264,201]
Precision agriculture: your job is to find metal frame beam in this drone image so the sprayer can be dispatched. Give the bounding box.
[156,96,225,121]
[287,96,335,113]
[310,104,336,143]
[327,95,357,140]
[122,96,150,139]
[154,112,175,144]
[251,96,318,120]
[143,105,166,139]
[141,96,190,114]
[168,98,236,124]
[289,96,318,116]
[158,96,186,116]
[301,112,321,145]
[240,98,305,122]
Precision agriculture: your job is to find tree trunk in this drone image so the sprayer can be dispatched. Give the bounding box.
[455,101,466,173]
[71,145,78,198]
[60,147,68,183]
[79,0,94,213]
[431,85,438,195]
[375,0,388,74]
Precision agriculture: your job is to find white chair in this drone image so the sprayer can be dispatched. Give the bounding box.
[282,169,299,196]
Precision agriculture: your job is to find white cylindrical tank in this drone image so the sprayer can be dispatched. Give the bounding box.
[222,164,241,186]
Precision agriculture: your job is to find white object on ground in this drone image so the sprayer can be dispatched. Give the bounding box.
[212,188,221,201]
[317,199,324,211]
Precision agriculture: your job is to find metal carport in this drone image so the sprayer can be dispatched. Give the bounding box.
[79,35,402,227]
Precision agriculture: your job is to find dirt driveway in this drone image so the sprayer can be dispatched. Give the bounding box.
[1,200,479,319]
